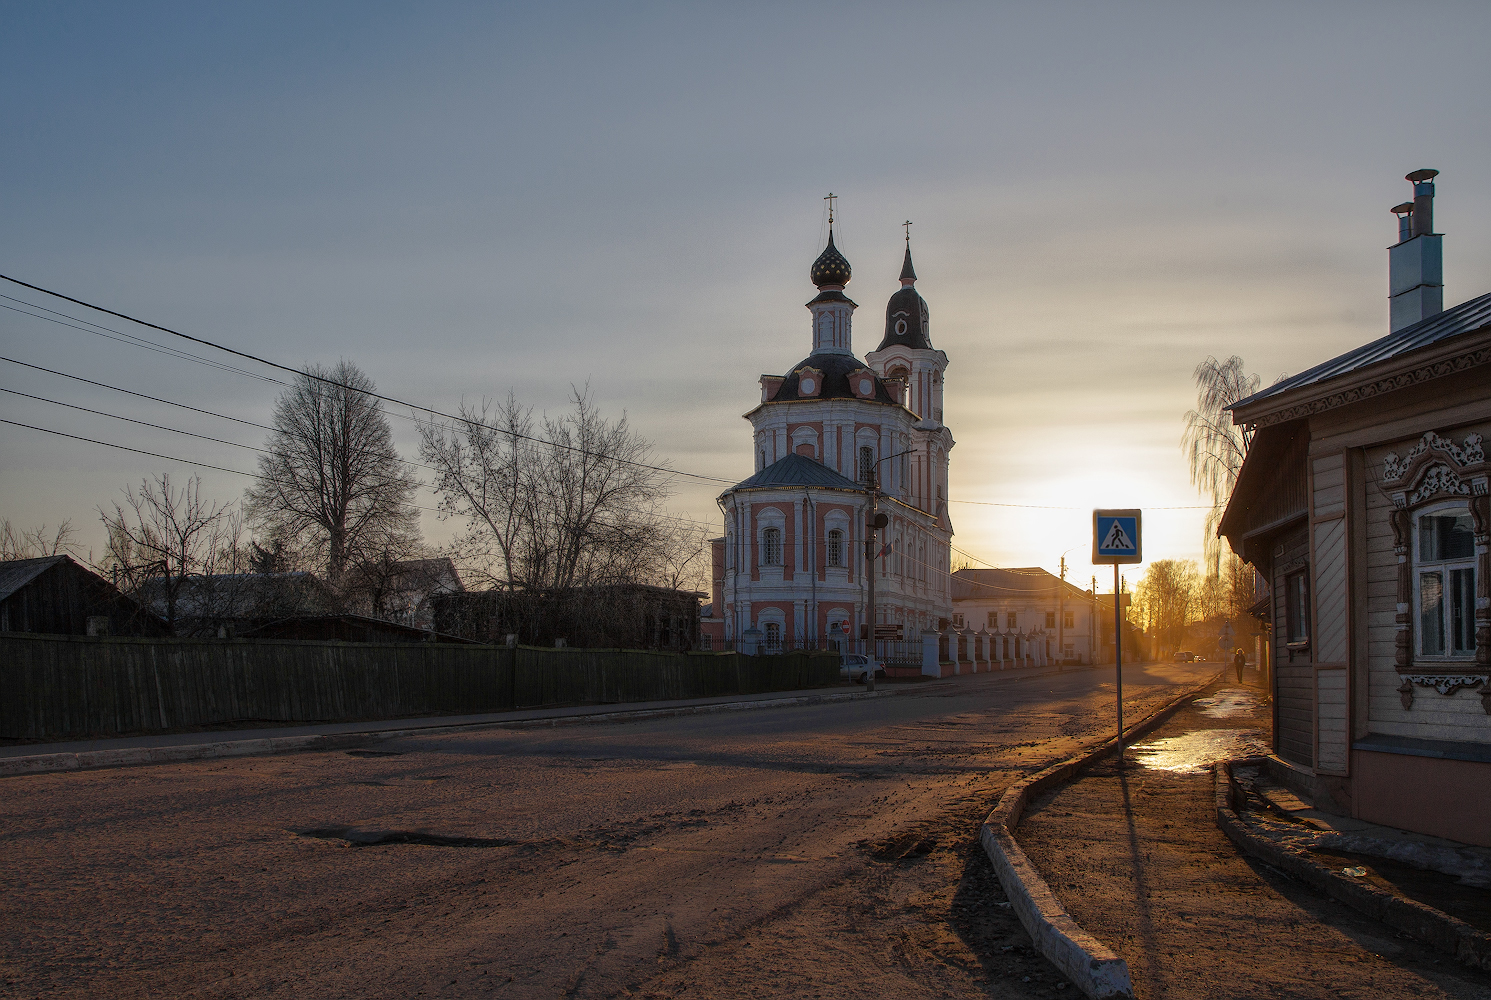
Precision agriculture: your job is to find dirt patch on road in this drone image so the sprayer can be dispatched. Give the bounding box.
[1016,673,1491,998]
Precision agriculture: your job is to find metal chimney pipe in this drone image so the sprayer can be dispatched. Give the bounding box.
[1407,168,1438,237]
[1391,202,1414,244]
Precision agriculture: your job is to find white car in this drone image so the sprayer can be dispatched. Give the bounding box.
[839,653,885,683]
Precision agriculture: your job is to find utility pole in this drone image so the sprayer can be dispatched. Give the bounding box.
[1057,555,1066,671]
[863,470,887,691]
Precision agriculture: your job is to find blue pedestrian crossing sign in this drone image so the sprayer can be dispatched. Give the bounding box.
[1093,509,1142,564]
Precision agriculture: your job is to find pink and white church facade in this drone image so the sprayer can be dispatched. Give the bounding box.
[709,224,956,652]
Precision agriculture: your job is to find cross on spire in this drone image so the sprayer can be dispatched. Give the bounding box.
[903,220,913,244]
[824,192,837,226]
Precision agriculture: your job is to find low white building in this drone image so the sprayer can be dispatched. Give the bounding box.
[951,567,1099,665]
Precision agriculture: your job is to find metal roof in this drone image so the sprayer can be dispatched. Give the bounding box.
[0,555,68,603]
[951,567,1092,602]
[1233,291,1491,411]
[723,453,865,493]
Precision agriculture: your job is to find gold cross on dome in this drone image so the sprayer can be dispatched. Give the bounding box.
[824,192,837,225]
[903,220,913,243]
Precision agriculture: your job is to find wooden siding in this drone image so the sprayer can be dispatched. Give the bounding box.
[1312,516,1348,664]
[1317,668,1348,774]
[1277,664,1314,766]
[1312,454,1346,518]
[1364,424,1491,745]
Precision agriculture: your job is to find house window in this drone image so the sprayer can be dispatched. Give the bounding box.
[987,611,998,629]
[1063,611,1075,629]
[761,527,782,566]
[764,621,782,651]
[952,613,964,629]
[1045,612,1056,629]
[1006,612,1018,629]
[1285,570,1310,644]
[826,529,844,567]
[859,446,876,485]
[1415,505,1476,657]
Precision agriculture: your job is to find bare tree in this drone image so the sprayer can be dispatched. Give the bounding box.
[1133,558,1199,656]
[1182,356,1260,572]
[420,387,674,592]
[0,519,81,560]
[244,360,420,582]
[98,473,241,630]
[644,519,711,594]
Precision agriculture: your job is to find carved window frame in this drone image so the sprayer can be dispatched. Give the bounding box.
[1378,431,1490,712]
[1411,500,1477,662]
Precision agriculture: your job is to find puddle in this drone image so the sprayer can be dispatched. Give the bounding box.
[1130,729,1267,774]
[1191,689,1259,719]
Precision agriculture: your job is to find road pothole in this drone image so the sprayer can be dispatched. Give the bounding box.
[295,827,525,848]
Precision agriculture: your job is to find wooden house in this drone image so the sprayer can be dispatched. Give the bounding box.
[0,555,168,637]
[1219,171,1489,846]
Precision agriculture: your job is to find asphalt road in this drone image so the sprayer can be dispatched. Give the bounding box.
[3,661,1214,1000]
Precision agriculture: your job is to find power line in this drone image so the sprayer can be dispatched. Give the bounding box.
[2,355,275,432]
[0,273,737,486]
[0,388,268,455]
[949,498,1212,511]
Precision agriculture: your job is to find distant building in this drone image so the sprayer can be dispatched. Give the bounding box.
[713,223,955,652]
[433,584,702,651]
[1220,170,1490,847]
[342,557,464,629]
[0,555,167,636]
[951,567,1096,665]
[135,571,338,637]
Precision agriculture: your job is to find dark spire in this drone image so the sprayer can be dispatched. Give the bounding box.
[899,244,917,284]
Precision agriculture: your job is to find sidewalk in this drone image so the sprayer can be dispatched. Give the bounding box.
[0,659,1084,777]
[1012,671,1491,998]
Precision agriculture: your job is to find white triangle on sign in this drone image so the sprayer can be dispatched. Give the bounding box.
[1103,521,1133,551]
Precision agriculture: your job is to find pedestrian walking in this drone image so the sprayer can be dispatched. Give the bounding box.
[1234,647,1247,684]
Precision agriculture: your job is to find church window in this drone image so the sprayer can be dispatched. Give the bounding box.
[1415,504,1476,657]
[859,446,876,485]
[826,529,843,567]
[764,621,782,651]
[761,527,782,566]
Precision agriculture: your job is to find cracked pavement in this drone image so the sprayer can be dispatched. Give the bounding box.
[3,663,1209,999]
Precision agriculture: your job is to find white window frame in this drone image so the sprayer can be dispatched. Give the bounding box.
[1412,500,1477,661]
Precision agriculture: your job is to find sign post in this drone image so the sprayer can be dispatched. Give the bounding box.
[1093,509,1142,756]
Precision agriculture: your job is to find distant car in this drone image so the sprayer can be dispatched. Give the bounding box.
[1182,650,1196,662]
[1172,651,1187,662]
[839,653,885,683]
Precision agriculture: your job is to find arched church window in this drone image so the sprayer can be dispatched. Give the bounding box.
[761,527,782,566]
[859,446,876,485]
[826,529,843,567]
[764,621,782,651]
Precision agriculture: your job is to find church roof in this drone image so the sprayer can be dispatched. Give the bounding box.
[810,230,852,288]
[878,286,931,351]
[724,453,864,493]
[767,350,901,404]
[899,244,917,282]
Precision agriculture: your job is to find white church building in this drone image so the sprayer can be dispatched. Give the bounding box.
[711,221,956,653]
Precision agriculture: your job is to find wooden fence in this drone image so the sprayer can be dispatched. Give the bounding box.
[0,633,841,740]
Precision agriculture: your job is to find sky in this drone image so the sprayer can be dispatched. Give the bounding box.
[3,2,1490,591]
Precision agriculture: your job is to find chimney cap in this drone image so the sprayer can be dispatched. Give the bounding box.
[1390,202,1415,216]
[1406,168,1439,183]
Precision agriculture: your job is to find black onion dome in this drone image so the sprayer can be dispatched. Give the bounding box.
[879,286,931,351]
[767,352,898,404]
[810,231,852,288]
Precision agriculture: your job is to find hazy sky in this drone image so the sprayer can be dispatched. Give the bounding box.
[3,2,1489,589]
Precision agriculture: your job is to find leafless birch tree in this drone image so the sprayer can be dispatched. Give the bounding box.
[244,360,420,582]
[1182,355,1260,572]
[0,519,81,560]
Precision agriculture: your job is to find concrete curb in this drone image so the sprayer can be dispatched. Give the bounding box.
[1214,759,1491,972]
[0,688,901,778]
[2,656,1091,779]
[979,672,1221,1000]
